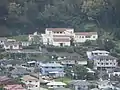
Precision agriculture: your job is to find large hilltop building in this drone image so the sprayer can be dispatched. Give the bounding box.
[29,28,98,46]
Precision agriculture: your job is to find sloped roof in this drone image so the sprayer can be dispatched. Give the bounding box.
[75,32,97,36]
[46,28,73,32]
[92,55,117,60]
[53,38,70,42]
[70,80,90,86]
[47,81,66,86]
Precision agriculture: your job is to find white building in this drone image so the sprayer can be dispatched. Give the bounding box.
[21,75,40,90]
[93,55,117,70]
[47,81,66,89]
[75,32,98,43]
[3,42,22,50]
[42,28,74,46]
[86,50,109,60]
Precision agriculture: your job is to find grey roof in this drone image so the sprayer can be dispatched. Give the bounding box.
[4,41,21,46]
[6,49,42,54]
[10,67,30,75]
[70,80,90,86]
[92,55,117,60]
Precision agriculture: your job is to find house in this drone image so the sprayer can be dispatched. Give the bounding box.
[112,67,120,76]
[10,66,30,78]
[86,50,109,60]
[4,84,26,90]
[74,32,98,43]
[42,28,74,46]
[97,80,115,89]
[3,41,22,50]
[70,80,90,90]
[40,62,64,78]
[21,75,40,90]
[0,37,7,45]
[21,41,31,47]
[93,55,117,70]
[47,81,66,89]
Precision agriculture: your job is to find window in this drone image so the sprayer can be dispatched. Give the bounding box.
[93,36,96,38]
[29,81,32,82]
[79,36,81,38]
[60,32,62,34]
[82,36,84,38]
[45,67,48,68]
[98,63,100,64]
[101,63,104,65]
[106,63,109,65]
[52,67,55,69]
[85,36,91,38]
[36,85,38,87]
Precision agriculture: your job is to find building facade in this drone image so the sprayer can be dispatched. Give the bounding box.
[87,50,109,60]
[74,32,98,43]
[93,55,117,70]
[40,62,64,78]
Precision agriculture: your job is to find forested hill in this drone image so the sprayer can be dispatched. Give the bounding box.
[1,0,120,38]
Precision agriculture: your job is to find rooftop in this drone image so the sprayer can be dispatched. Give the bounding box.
[46,28,73,32]
[92,50,109,53]
[92,55,117,60]
[4,84,26,90]
[75,32,97,36]
[53,38,70,42]
[21,75,38,81]
[70,80,90,86]
[47,81,66,86]
[40,62,63,67]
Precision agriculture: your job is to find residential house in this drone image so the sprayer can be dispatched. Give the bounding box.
[0,37,7,45]
[86,50,109,60]
[93,55,117,70]
[21,41,31,47]
[21,75,40,90]
[112,67,120,76]
[3,41,22,50]
[42,28,74,46]
[74,32,98,43]
[4,84,26,90]
[47,81,66,89]
[40,62,64,78]
[70,80,90,90]
[10,66,30,78]
[97,80,115,89]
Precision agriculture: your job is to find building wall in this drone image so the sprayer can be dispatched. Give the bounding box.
[3,45,21,50]
[22,80,40,90]
[74,85,89,90]
[94,58,117,70]
[52,41,70,47]
[75,34,98,43]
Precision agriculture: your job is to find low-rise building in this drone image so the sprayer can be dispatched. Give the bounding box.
[3,42,22,50]
[93,55,117,70]
[40,62,64,78]
[0,37,7,45]
[21,75,40,90]
[4,84,26,90]
[70,80,90,90]
[74,32,98,43]
[87,50,109,60]
[47,81,66,89]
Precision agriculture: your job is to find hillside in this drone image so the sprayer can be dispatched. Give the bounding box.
[0,0,120,39]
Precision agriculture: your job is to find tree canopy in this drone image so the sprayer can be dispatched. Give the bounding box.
[0,0,120,38]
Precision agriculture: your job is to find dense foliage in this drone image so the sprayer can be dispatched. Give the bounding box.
[0,0,120,38]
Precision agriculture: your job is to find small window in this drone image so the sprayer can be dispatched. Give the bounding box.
[60,32,62,34]
[52,67,55,69]
[79,36,81,38]
[29,81,32,82]
[36,85,38,87]
[93,36,96,38]
[101,63,104,65]
[82,36,84,38]
[106,63,109,65]
[98,63,100,64]
[85,36,91,38]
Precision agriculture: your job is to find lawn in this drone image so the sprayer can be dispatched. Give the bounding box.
[55,77,72,84]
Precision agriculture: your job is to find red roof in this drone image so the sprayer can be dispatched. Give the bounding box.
[53,35,71,37]
[4,84,25,90]
[46,28,72,32]
[75,32,97,36]
[53,38,70,42]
